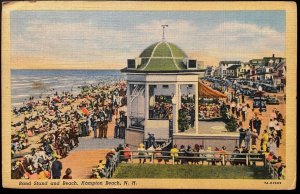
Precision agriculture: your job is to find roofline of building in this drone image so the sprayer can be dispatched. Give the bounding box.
[226,65,241,70]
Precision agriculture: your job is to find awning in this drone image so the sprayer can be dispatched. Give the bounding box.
[198,81,227,98]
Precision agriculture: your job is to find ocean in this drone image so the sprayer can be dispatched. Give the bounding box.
[11,70,126,107]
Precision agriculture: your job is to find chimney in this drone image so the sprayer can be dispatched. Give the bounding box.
[272,54,275,58]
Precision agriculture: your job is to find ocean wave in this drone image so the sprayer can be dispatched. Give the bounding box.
[40,78,55,81]
[12,86,35,90]
[31,92,44,95]
[52,85,66,89]
[12,94,30,99]
[12,102,25,107]
[11,83,33,87]
[11,80,23,83]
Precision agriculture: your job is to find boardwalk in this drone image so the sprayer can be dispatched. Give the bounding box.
[60,149,110,179]
[60,118,124,179]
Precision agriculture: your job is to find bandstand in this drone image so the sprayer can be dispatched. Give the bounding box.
[121,40,238,150]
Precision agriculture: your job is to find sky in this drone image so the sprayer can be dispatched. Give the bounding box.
[11,11,285,68]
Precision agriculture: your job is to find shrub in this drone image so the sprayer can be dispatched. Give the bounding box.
[225,116,238,132]
[178,109,189,132]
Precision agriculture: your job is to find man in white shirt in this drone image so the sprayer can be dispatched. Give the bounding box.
[268,119,275,132]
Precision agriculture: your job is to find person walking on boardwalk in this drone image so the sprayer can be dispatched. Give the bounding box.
[244,127,251,151]
[238,122,245,148]
[97,108,106,138]
[103,119,108,138]
[251,129,259,146]
[242,93,245,103]
[261,129,269,151]
[91,115,97,138]
[118,111,126,139]
[114,118,120,138]
[242,105,247,122]
[254,116,262,136]
[51,157,62,179]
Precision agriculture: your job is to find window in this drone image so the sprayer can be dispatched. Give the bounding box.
[129,84,145,129]
[127,59,136,68]
[149,84,175,120]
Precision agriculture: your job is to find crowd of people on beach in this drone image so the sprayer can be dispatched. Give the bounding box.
[11,80,127,179]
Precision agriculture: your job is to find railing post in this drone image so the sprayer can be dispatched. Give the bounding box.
[131,151,133,163]
[246,154,249,166]
[172,155,175,165]
[151,154,154,164]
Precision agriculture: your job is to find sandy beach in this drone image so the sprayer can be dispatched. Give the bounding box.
[11,79,127,160]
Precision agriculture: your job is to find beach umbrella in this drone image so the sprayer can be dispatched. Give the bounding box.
[81,107,89,116]
[52,96,60,103]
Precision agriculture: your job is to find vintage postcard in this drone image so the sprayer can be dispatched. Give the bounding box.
[1,1,297,189]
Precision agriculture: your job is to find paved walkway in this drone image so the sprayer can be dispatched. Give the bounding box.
[202,81,286,160]
[182,121,237,135]
[60,117,124,179]
[75,137,124,150]
[60,149,110,179]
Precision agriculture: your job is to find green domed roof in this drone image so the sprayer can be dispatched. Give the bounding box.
[139,42,187,58]
[121,41,204,73]
[137,41,188,71]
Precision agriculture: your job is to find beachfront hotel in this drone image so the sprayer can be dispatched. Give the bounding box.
[121,40,239,150]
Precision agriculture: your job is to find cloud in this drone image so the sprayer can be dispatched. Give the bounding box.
[191,21,285,65]
[11,19,285,68]
[211,21,285,50]
[12,20,140,65]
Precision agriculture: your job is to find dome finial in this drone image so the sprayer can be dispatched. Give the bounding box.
[161,24,168,41]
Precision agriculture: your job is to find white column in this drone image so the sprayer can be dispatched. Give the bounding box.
[173,83,179,134]
[178,83,181,107]
[127,81,131,128]
[145,84,149,120]
[195,82,199,134]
